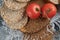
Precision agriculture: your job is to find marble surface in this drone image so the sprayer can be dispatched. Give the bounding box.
[0,0,60,40]
[51,8,60,40]
[0,17,24,40]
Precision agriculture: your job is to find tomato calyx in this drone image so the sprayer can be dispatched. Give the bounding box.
[36,8,40,12]
[46,9,51,14]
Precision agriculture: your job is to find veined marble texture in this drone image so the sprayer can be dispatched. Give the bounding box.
[0,17,24,40]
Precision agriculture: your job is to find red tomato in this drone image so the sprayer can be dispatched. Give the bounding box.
[41,3,57,18]
[26,3,41,19]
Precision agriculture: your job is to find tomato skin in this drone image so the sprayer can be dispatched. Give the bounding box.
[26,3,41,19]
[41,3,57,18]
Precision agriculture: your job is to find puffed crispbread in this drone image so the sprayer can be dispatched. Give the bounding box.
[1,5,28,29]
[4,0,27,10]
[15,0,30,2]
[23,27,53,40]
[20,18,50,33]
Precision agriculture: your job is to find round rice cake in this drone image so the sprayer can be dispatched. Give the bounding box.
[15,0,30,2]
[1,5,24,24]
[0,5,28,29]
[4,0,27,10]
[44,0,60,4]
[20,18,50,33]
[7,14,28,30]
[23,27,53,40]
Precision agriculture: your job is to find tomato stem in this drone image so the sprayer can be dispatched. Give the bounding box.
[46,15,50,20]
[44,13,50,21]
[36,8,39,12]
[46,9,51,14]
